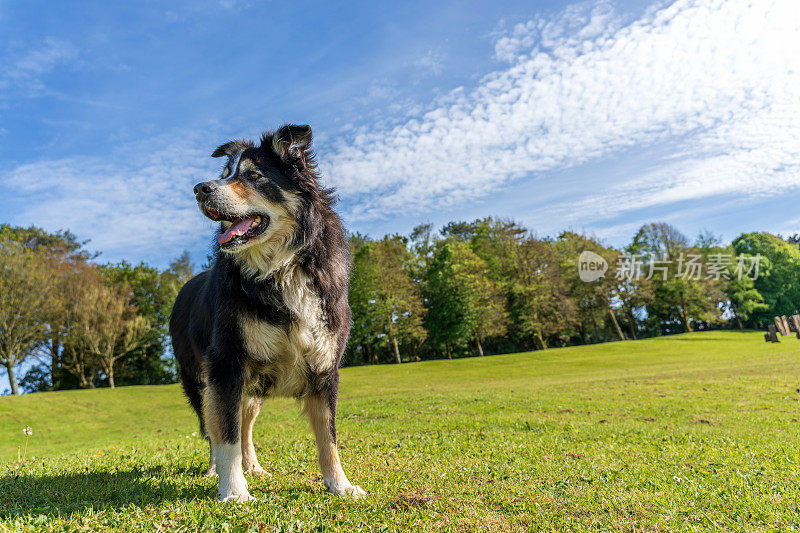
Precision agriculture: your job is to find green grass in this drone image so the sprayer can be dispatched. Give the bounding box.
[2,331,800,531]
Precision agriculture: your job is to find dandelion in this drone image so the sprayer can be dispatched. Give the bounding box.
[14,425,32,480]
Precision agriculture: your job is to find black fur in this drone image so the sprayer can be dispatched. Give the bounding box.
[170,125,351,446]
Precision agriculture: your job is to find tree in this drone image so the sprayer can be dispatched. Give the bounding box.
[471,271,507,356]
[46,260,102,389]
[66,277,149,388]
[0,224,91,261]
[349,237,426,364]
[0,224,93,390]
[508,237,575,349]
[553,232,620,344]
[425,239,506,358]
[725,274,768,329]
[101,259,186,385]
[611,255,654,341]
[425,240,476,358]
[0,241,55,394]
[629,223,724,333]
[468,218,526,284]
[732,232,800,323]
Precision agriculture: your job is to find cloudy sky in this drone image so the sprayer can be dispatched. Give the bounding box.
[0,0,797,267]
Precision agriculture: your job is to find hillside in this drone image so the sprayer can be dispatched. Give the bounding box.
[2,331,800,530]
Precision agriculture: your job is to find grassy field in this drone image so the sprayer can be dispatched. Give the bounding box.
[2,331,800,531]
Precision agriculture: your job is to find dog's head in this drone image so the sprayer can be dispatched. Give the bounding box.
[194,125,315,268]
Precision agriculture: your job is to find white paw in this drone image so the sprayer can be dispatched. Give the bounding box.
[205,467,218,478]
[344,485,367,498]
[245,464,271,477]
[326,480,367,498]
[218,490,256,503]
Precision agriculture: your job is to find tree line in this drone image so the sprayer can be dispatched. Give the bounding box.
[344,219,798,365]
[1,219,798,394]
[0,225,192,394]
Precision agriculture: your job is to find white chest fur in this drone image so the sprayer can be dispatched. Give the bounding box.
[239,264,337,398]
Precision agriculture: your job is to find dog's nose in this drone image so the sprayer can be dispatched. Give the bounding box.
[194,181,217,199]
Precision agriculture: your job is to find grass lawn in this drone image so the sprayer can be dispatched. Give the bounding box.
[2,330,800,531]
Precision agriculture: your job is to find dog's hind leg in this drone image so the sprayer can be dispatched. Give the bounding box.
[178,373,218,476]
[203,366,253,503]
[303,385,365,498]
[205,440,217,477]
[241,397,268,476]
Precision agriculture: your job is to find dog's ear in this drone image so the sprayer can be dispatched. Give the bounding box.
[211,140,253,158]
[270,124,312,163]
[212,142,234,158]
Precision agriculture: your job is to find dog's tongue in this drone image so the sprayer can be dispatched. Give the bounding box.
[217,217,255,244]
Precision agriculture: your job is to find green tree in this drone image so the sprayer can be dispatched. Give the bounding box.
[468,218,526,284]
[0,224,93,390]
[100,257,188,385]
[508,237,575,349]
[0,224,91,261]
[629,223,723,333]
[65,276,149,388]
[725,274,768,328]
[0,241,55,394]
[349,237,427,364]
[425,240,506,358]
[732,232,800,323]
[554,232,621,344]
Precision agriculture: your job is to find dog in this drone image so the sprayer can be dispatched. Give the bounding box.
[169,124,364,502]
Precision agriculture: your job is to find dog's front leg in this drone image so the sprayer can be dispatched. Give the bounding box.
[241,396,268,475]
[203,357,253,503]
[304,383,365,498]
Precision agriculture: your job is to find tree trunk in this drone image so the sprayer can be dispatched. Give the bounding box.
[4,362,19,395]
[108,365,115,388]
[50,338,59,387]
[79,374,94,389]
[608,306,626,341]
[391,336,401,364]
[679,306,693,332]
[445,343,452,359]
[536,331,547,350]
[626,309,638,340]
[476,337,484,357]
[735,316,743,330]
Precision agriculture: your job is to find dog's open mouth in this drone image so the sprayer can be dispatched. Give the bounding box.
[204,207,270,248]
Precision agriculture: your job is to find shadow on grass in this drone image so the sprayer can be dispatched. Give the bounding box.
[0,467,212,518]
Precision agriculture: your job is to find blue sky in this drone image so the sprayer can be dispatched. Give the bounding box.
[1,0,798,268]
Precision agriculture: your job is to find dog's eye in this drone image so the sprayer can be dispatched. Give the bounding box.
[247,171,260,181]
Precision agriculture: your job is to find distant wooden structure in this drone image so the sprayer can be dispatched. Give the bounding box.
[775,316,789,336]
[765,315,800,342]
[765,324,780,343]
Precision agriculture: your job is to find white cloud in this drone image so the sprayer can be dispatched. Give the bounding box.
[3,0,799,262]
[321,0,800,222]
[414,49,446,75]
[0,39,77,94]
[2,132,221,262]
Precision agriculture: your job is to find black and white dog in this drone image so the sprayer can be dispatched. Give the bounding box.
[169,125,364,502]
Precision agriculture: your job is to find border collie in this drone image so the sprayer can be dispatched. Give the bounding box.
[169,124,364,502]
